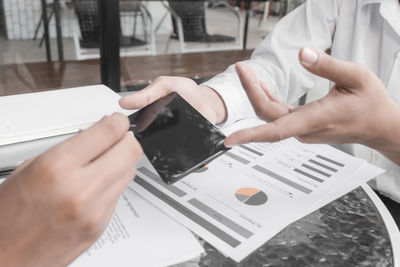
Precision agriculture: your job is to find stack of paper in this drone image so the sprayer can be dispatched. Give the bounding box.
[130,118,384,262]
[0,85,132,146]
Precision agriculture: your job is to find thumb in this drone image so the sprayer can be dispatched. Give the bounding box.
[299,46,367,88]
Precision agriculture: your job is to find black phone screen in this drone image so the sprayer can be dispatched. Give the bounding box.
[128,92,229,184]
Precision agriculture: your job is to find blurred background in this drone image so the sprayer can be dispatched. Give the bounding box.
[0,0,314,98]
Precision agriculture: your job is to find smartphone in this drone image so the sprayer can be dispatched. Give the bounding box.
[128,92,229,184]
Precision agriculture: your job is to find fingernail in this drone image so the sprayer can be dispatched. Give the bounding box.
[301,47,318,66]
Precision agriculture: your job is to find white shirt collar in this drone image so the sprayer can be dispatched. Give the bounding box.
[381,0,400,35]
[361,0,400,35]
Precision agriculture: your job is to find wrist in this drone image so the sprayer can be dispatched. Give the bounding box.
[366,104,400,156]
[199,85,228,124]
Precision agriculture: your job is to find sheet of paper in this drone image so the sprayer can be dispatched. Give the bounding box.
[309,162,384,212]
[0,85,134,146]
[130,119,383,262]
[221,118,385,214]
[70,188,204,267]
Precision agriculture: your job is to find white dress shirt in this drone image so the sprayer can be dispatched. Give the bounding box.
[203,0,400,202]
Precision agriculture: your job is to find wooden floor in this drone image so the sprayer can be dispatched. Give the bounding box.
[0,50,253,97]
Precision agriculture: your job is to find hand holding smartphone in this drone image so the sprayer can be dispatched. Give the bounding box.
[129,93,229,184]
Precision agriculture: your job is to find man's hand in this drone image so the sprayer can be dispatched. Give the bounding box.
[235,62,293,121]
[225,47,400,164]
[0,113,142,267]
[119,76,228,124]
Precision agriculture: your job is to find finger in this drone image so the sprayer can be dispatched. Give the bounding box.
[119,77,174,110]
[12,158,34,173]
[235,62,272,112]
[259,81,294,110]
[259,80,280,103]
[224,101,324,146]
[84,131,142,193]
[299,47,368,88]
[236,63,291,121]
[47,113,129,167]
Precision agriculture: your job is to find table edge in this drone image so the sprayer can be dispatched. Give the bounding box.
[362,184,400,267]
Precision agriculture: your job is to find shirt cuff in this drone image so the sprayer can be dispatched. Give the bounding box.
[202,73,251,127]
[202,65,280,127]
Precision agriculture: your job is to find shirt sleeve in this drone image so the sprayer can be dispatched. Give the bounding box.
[202,0,343,126]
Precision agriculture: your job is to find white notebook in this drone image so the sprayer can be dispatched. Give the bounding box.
[0,85,133,146]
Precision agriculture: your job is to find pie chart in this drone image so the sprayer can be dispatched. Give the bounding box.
[235,187,268,206]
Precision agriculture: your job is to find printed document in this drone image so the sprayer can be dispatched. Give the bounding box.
[70,188,203,267]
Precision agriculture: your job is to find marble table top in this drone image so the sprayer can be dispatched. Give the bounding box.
[176,187,394,267]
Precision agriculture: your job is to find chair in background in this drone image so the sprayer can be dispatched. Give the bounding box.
[33,0,74,47]
[33,1,54,44]
[165,1,242,53]
[119,0,156,53]
[257,0,305,25]
[73,0,155,60]
[255,0,280,26]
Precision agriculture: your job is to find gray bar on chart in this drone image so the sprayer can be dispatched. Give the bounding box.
[301,164,331,177]
[294,168,324,183]
[134,175,241,248]
[225,151,250,164]
[137,167,186,197]
[188,198,253,239]
[309,159,338,172]
[239,145,264,156]
[316,155,345,167]
[253,165,312,194]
